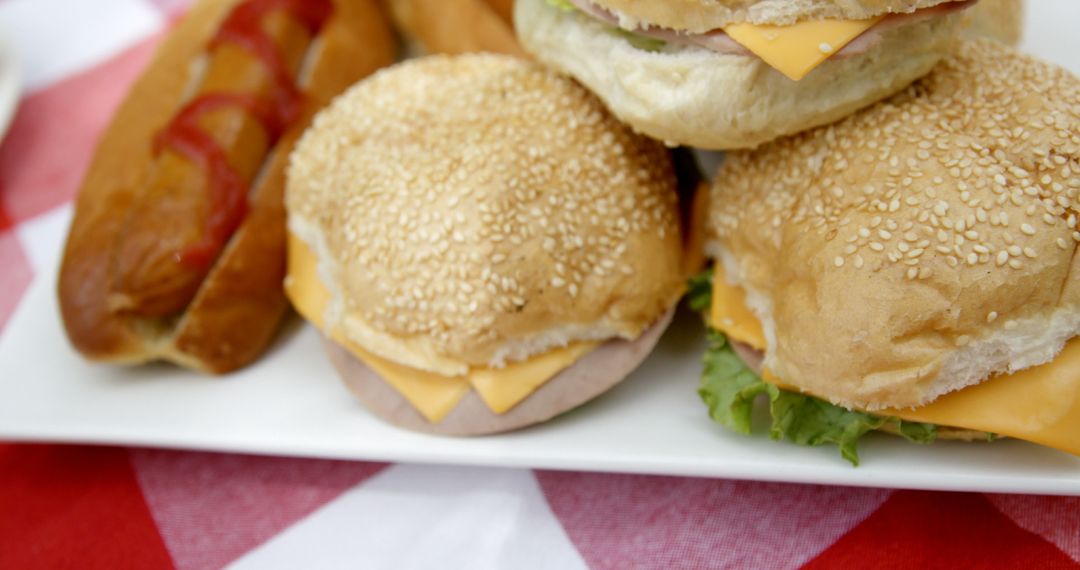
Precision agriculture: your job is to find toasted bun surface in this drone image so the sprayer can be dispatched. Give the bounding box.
[287,54,684,376]
[588,0,961,33]
[516,0,961,150]
[962,0,1023,45]
[706,40,1080,410]
[381,0,526,57]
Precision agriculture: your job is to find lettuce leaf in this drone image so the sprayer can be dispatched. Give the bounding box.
[543,0,667,52]
[698,331,939,466]
[545,0,577,11]
[612,29,667,52]
[686,267,714,314]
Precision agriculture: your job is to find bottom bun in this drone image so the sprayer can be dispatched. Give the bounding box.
[326,309,675,436]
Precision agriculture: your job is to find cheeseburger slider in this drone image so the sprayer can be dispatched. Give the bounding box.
[516,0,979,150]
[286,55,685,435]
[697,40,1080,464]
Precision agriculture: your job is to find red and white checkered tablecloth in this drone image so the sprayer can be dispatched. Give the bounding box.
[0,1,1078,568]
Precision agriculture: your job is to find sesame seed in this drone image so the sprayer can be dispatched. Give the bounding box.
[1021,223,1036,235]
[987,311,999,323]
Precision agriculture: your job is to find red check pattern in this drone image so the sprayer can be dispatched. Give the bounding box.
[0,1,1077,568]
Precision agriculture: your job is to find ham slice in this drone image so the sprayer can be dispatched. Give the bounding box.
[567,0,976,57]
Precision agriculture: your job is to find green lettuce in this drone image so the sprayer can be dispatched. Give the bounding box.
[699,331,939,466]
[545,0,577,11]
[685,267,714,314]
[543,0,667,52]
[613,29,667,52]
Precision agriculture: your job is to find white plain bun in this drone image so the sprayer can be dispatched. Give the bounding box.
[707,40,1080,411]
[515,0,963,150]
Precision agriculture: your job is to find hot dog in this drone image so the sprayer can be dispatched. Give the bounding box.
[58,0,396,373]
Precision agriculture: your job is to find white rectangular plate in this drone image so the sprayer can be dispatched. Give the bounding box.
[2,2,1080,496]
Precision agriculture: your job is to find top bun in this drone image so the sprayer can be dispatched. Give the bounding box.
[707,40,1080,410]
[287,55,683,376]
[590,0,959,33]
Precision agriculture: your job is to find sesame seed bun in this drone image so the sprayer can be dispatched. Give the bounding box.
[287,54,684,376]
[962,0,1023,45]
[515,0,963,150]
[706,40,1080,411]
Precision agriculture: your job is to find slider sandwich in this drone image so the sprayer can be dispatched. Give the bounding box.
[696,40,1080,464]
[285,55,685,435]
[516,0,984,150]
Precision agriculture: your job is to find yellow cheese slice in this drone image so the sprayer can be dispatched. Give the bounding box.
[710,267,766,351]
[709,273,1080,456]
[724,17,884,81]
[470,342,598,414]
[285,233,597,422]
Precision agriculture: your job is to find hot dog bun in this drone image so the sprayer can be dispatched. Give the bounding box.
[58,0,396,374]
[380,0,526,57]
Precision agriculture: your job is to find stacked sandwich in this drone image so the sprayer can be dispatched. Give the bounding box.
[513,0,1080,464]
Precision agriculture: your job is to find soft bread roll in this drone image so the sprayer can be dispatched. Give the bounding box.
[707,40,1080,411]
[380,0,526,57]
[516,0,962,150]
[587,0,963,33]
[287,55,684,377]
[962,0,1023,45]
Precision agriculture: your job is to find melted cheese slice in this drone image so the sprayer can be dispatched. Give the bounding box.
[710,275,1080,456]
[724,17,884,81]
[285,233,598,423]
[709,267,766,351]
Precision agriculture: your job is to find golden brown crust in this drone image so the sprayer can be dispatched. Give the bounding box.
[381,0,526,57]
[707,40,1080,410]
[58,0,396,374]
[589,0,961,32]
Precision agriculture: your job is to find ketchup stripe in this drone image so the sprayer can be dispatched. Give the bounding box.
[154,0,331,270]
